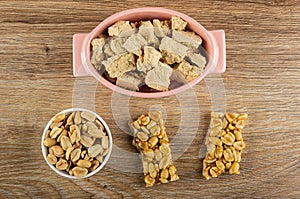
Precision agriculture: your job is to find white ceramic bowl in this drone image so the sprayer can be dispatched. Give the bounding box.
[41,108,113,179]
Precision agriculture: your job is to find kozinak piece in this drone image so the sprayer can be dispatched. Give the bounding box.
[203,112,248,180]
[129,111,179,187]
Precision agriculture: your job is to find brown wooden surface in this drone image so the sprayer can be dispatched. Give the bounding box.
[0,0,300,198]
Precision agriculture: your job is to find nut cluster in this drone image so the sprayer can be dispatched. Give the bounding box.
[129,111,179,187]
[43,111,110,177]
[203,112,248,180]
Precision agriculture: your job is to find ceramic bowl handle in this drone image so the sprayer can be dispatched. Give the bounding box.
[73,33,91,77]
[208,30,226,74]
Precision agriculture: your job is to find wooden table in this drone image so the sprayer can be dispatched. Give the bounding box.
[1,1,299,198]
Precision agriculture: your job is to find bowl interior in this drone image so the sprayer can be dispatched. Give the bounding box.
[41,108,113,179]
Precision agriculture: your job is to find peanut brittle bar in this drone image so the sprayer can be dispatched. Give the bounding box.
[203,112,248,180]
[129,111,179,187]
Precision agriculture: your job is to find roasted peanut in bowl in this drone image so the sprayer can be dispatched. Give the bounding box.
[73,7,226,98]
[41,108,112,179]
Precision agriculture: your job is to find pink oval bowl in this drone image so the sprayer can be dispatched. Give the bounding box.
[73,7,226,98]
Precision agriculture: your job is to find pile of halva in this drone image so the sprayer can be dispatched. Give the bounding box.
[91,16,207,92]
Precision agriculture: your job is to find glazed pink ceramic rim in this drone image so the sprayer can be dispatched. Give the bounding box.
[81,7,218,98]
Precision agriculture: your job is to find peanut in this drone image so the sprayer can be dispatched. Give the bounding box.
[52,113,65,123]
[148,136,158,148]
[56,159,68,170]
[51,145,64,157]
[233,141,246,150]
[72,167,88,177]
[74,111,82,124]
[229,162,240,174]
[50,127,63,139]
[47,154,57,165]
[88,144,103,158]
[77,160,92,168]
[44,138,57,147]
[81,111,96,122]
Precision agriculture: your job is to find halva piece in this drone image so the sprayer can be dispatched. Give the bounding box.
[137,46,162,72]
[145,62,173,91]
[116,71,145,91]
[138,21,160,47]
[171,16,187,31]
[91,16,208,92]
[123,33,148,55]
[172,30,202,49]
[159,36,188,64]
[103,53,136,78]
[108,21,134,37]
[173,60,203,82]
[187,52,207,69]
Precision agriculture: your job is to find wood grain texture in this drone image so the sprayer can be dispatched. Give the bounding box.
[0,0,299,198]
